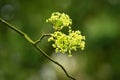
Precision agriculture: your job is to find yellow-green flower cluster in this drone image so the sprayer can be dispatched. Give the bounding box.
[47,12,85,57]
[48,30,85,57]
[46,12,72,30]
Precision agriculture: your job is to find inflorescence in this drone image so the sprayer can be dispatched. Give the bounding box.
[46,12,85,57]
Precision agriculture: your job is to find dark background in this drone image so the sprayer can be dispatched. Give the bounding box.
[0,0,120,80]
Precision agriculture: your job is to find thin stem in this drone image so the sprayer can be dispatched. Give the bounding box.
[0,18,76,80]
[35,34,51,45]
[33,45,76,80]
[0,18,24,36]
[0,18,34,44]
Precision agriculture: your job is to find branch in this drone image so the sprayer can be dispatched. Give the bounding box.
[33,44,76,80]
[0,18,76,80]
[0,18,34,44]
[35,34,51,45]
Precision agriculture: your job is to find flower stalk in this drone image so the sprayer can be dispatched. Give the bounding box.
[0,17,76,80]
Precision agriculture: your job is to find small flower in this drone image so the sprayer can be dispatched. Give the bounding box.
[48,30,85,56]
[46,12,72,30]
[47,12,86,57]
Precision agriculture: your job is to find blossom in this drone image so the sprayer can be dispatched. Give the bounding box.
[47,12,85,57]
[46,12,72,30]
[48,30,85,57]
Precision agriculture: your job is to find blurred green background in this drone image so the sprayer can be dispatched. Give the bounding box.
[0,0,120,80]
